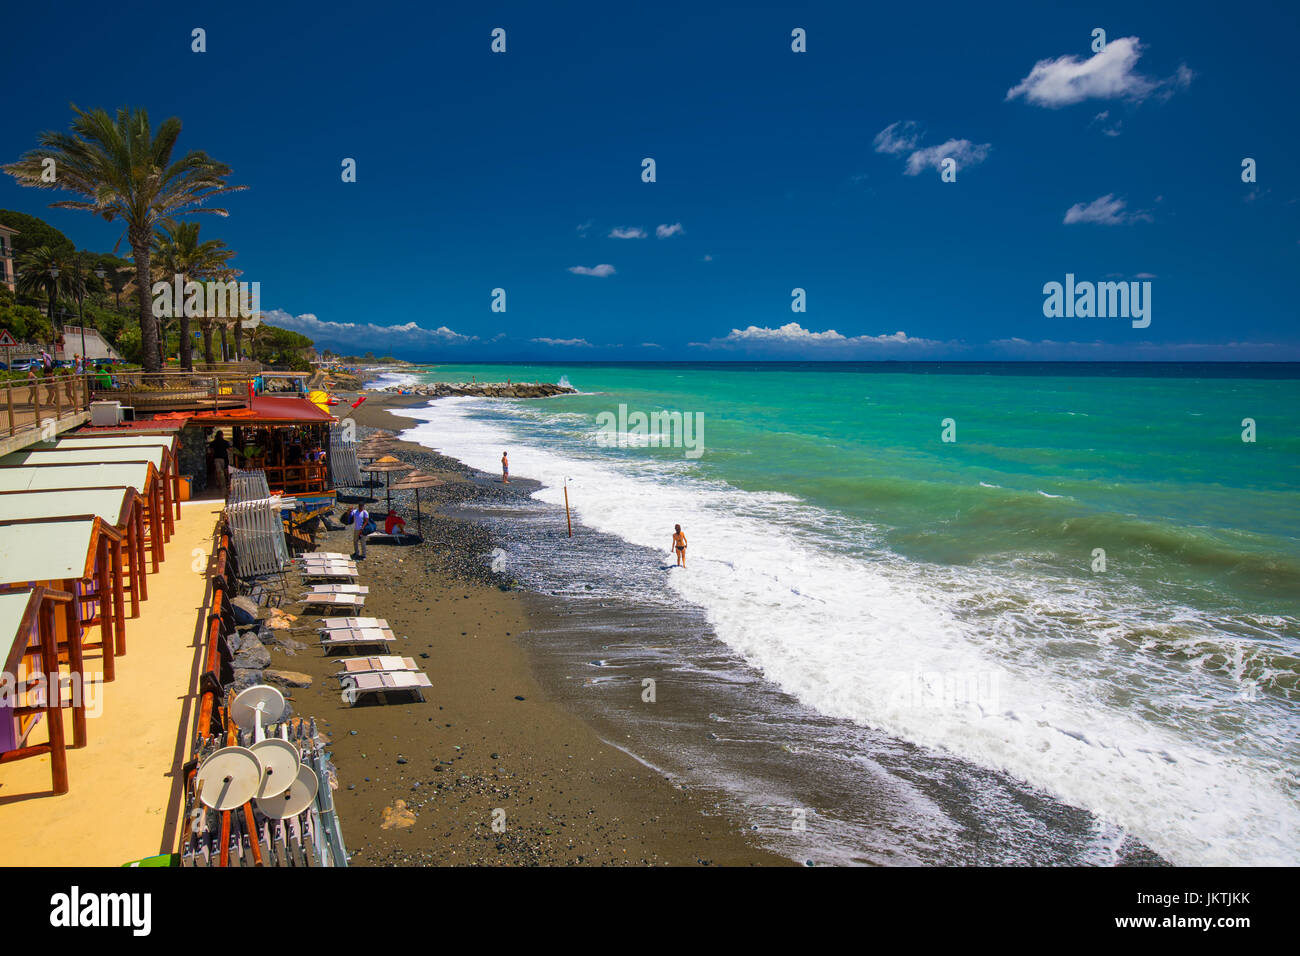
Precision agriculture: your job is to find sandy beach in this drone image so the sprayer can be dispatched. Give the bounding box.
[273,391,789,866]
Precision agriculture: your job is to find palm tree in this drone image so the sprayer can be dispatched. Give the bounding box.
[3,106,245,373]
[152,219,236,370]
[15,246,71,341]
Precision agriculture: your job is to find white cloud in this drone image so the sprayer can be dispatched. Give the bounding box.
[875,122,991,176]
[697,322,943,352]
[531,337,593,347]
[702,254,713,261]
[1063,193,1152,225]
[609,226,646,239]
[568,264,616,277]
[655,223,684,238]
[260,309,476,349]
[903,139,992,176]
[576,220,594,237]
[873,121,923,155]
[1007,37,1192,108]
[640,342,663,349]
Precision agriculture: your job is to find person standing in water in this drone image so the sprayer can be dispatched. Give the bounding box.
[501,451,509,484]
[671,524,688,567]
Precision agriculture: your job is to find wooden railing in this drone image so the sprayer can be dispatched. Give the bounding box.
[3,373,92,438]
[89,370,258,413]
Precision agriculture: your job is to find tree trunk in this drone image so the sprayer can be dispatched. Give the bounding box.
[219,324,229,362]
[180,311,192,370]
[202,322,214,365]
[233,321,244,363]
[130,231,160,374]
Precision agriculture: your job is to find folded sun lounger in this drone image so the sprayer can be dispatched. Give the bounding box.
[300,592,366,612]
[336,656,420,676]
[301,552,350,560]
[341,670,432,703]
[301,584,369,596]
[318,617,389,631]
[318,626,396,649]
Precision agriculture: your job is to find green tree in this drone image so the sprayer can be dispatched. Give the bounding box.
[15,245,72,340]
[0,209,75,259]
[152,219,237,370]
[3,106,245,373]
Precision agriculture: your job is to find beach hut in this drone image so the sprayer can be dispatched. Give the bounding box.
[37,433,182,521]
[0,516,126,684]
[0,585,81,795]
[0,445,176,538]
[0,487,149,616]
[0,462,168,570]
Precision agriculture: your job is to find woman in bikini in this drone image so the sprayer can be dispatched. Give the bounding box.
[671,524,688,567]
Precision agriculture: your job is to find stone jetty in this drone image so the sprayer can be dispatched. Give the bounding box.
[380,381,576,399]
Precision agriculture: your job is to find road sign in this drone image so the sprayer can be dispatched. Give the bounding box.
[0,329,17,347]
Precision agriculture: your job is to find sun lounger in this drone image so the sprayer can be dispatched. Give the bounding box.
[318,626,396,649]
[301,552,350,560]
[336,656,420,676]
[318,616,388,630]
[300,567,359,582]
[301,584,369,596]
[300,592,366,612]
[340,670,432,703]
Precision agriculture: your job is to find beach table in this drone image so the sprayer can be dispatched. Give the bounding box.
[341,670,431,704]
[0,585,81,794]
[318,626,395,650]
[318,617,388,630]
[0,516,126,683]
[38,433,181,522]
[335,656,420,676]
[0,461,168,571]
[0,486,149,617]
[2,445,176,539]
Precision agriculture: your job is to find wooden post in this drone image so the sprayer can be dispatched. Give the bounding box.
[32,378,41,433]
[96,537,116,683]
[564,480,573,538]
[38,601,69,795]
[111,538,126,655]
[61,589,87,749]
[6,381,14,436]
[54,372,63,420]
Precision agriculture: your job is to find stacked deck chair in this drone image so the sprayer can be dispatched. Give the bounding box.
[299,586,365,613]
[328,425,364,489]
[228,468,271,505]
[225,496,290,578]
[296,556,358,582]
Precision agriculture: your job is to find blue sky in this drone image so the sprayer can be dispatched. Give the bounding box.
[3,1,1297,360]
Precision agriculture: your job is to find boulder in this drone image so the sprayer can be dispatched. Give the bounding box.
[230,596,261,626]
[233,638,271,670]
[263,669,313,688]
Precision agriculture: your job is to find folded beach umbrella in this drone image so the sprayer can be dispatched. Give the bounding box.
[359,455,412,514]
[390,471,445,539]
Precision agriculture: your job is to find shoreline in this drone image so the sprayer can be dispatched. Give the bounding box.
[285,390,791,866]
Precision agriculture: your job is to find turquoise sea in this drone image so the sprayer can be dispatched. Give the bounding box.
[384,362,1300,865]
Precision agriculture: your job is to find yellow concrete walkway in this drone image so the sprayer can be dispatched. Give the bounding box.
[0,501,222,866]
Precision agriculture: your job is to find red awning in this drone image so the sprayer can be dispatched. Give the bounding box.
[186,396,337,425]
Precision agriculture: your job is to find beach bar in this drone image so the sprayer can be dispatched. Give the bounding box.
[0,586,79,795]
[0,516,126,684]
